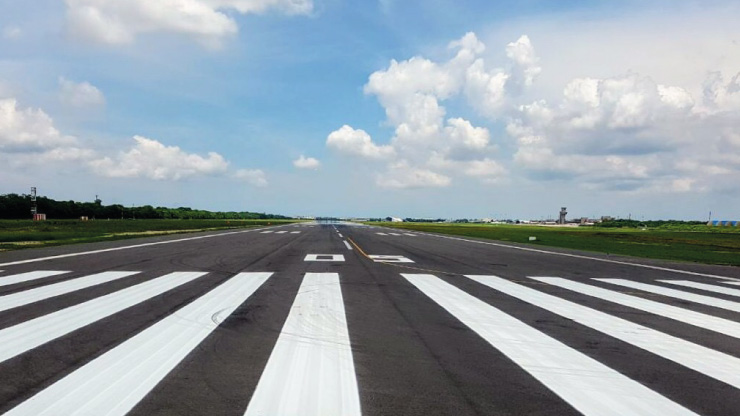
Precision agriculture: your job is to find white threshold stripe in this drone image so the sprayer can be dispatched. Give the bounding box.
[0,270,69,287]
[343,240,353,250]
[0,271,138,313]
[0,225,284,268]
[402,274,695,416]
[597,279,740,313]
[245,273,361,416]
[531,277,740,340]
[375,226,738,281]
[468,275,740,389]
[5,272,272,416]
[0,271,207,364]
[659,280,740,298]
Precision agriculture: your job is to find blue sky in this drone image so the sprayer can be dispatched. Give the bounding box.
[1,0,739,220]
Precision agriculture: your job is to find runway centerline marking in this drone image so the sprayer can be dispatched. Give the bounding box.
[245,272,361,416]
[402,273,697,416]
[343,240,353,251]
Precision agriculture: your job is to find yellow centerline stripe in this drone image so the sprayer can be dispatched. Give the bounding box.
[347,237,458,275]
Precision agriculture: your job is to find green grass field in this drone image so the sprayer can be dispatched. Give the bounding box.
[0,219,297,251]
[370,222,740,266]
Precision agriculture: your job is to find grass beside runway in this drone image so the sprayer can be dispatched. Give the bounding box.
[0,219,299,251]
[367,222,740,266]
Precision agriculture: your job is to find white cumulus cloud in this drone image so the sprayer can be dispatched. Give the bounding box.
[332,22,740,195]
[65,0,313,47]
[0,98,78,152]
[234,168,268,187]
[90,135,229,180]
[59,77,106,108]
[326,125,395,159]
[505,35,541,89]
[293,155,321,169]
[376,163,451,189]
[327,32,522,188]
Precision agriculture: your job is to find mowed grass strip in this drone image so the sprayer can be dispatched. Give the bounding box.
[0,219,298,251]
[370,222,740,266]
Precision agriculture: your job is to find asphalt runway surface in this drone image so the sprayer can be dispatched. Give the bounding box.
[1,221,740,415]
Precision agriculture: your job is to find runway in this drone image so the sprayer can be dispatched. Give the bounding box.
[1,221,739,415]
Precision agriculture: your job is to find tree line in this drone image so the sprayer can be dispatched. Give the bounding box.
[0,193,290,220]
[594,219,706,228]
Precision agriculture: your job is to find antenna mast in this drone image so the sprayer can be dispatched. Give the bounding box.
[30,187,37,217]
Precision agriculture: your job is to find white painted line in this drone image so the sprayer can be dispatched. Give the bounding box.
[369,255,414,263]
[381,227,739,281]
[260,231,274,234]
[5,272,272,416]
[531,277,740,340]
[402,274,696,416]
[597,279,740,313]
[725,282,740,286]
[403,233,416,236]
[343,240,353,251]
[0,225,285,268]
[275,231,287,234]
[388,233,402,236]
[0,271,139,313]
[0,271,207,364]
[0,270,69,287]
[376,232,388,236]
[468,274,740,389]
[304,254,345,262]
[659,280,740,298]
[245,273,361,416]
[338,233,344,238]
[290,231,300,234]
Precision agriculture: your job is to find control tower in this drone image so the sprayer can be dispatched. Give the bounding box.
[558,207,567,224]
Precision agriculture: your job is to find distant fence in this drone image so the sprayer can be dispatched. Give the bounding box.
[708,220,739,226]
